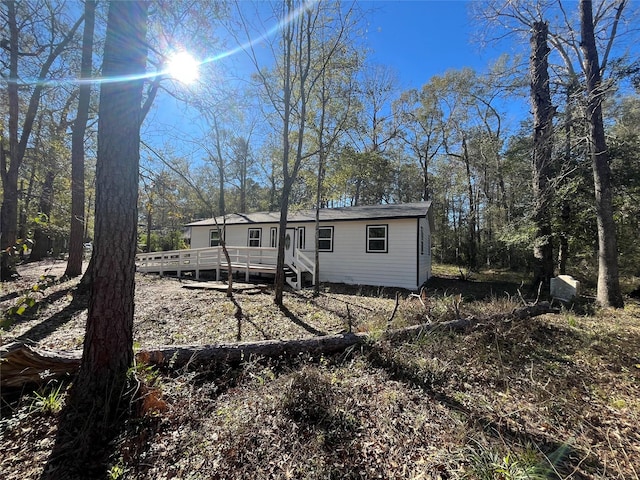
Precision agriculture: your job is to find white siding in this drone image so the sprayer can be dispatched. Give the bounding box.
[189,226,210,249]
[190,224,275,249]
[314,219,419,290]
[188,216,430,290]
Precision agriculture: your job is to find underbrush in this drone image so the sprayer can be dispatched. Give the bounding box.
[101,301,639,479]
[2,264,639,479]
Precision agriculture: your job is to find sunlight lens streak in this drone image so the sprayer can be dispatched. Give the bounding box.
[164,51,200,84]
[9,1,317,88]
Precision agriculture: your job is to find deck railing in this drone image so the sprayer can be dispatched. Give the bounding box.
[136,246,315,288]
[286,249,316,290]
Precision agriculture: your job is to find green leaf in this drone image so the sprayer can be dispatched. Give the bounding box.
[33,212,49,224]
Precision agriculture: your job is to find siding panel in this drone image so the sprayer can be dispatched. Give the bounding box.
[189,216,428,290]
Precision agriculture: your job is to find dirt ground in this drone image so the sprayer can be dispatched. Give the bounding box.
[0,259,413,352]
[2,260,639,480]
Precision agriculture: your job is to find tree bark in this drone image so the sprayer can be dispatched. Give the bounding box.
[275,180,292,306]
[273,1,295,307]
[73,0,148,414]
[461,136,477,269]
[530,21,555,293]
[0,3,83,280]
[28,170,55,261]
[65,0,96,278]
[1,1,21,279]
[580,0,624,308]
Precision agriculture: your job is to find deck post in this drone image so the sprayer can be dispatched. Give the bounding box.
[195,250,200,280]
[136,245,312,289]
[215,247,219,281]
[245,251,250,282]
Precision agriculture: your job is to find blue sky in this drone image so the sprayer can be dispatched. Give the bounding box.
[364,0,492,89]
[148,1,516,154]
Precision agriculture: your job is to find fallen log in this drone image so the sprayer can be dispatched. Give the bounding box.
[137,332,370,368]
[0,342,81,388]
[1,301,559,389]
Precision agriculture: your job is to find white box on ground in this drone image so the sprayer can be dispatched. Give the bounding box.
[550,275,580,301]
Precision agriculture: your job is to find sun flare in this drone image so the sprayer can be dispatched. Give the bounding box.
[166,51,200,84]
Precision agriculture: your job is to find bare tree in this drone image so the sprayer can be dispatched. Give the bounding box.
[393,86,445,202]
[28,96,75,262]
[580,0,624,307]
[477,0,633,305]
[311,30,359,294]
[348,64,398,206]
[234,0,357,306]
[0,0,83,279]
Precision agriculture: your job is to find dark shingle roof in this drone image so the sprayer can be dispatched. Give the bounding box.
[186,201,432,227]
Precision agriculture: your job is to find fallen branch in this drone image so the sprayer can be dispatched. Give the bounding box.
[387,291,401,326]
[1,302,559,388]
[408,286,427,308]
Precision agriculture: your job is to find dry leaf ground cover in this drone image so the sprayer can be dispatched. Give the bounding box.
[1,260,639,479]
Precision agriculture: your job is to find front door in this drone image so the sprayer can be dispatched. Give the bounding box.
[284,228,296,265]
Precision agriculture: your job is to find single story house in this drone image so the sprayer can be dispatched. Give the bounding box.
[182,201,434,290]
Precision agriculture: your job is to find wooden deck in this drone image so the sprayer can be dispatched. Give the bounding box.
[136,246,315,289]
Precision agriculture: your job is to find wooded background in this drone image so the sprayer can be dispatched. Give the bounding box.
[1,0,638,290]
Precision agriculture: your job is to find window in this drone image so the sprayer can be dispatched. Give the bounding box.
[420,226,424,255]
[248,228,262,247]
[297,227,306,249]
[367,225,388,253]
[318,226,334,252]
[210,228,223,247]
[270,227,277,248]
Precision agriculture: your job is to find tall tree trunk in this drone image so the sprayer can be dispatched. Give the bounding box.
[1,1,22,279]
[146,193,153,252]
[0,3,83,279]
[28,170,55,261]
[314,91,327,296]
[211,114,226,216]
[239,149,247,213]
[29,96,76,262]
[461,136,477,268]
[558,78,578,275]
[558,201,570,274]
[43,3,148,476]
[75,0,148,418]
[275,180,292,306]
[580,0,624,308]
[530,20,555,293]
[273,1,295,307]
[65,0,96,278]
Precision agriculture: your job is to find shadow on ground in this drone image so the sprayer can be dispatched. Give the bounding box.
[424,275,523,301]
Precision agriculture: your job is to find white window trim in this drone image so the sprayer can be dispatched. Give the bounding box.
[210,227,224,247]
[248,228,262,247]
[318,226,334,252]
[366,224,388,253]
